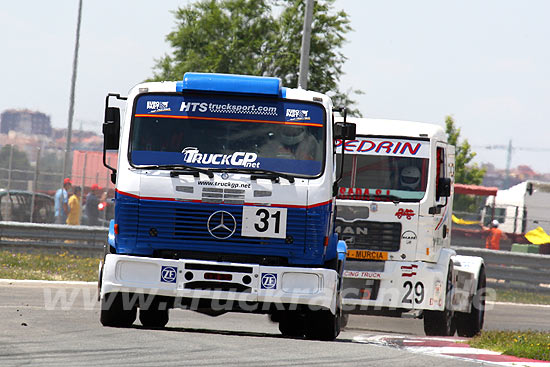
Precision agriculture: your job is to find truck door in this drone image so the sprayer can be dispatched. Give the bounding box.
[434,144,452,248]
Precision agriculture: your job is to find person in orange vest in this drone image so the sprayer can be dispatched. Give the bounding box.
[485,219,506,250]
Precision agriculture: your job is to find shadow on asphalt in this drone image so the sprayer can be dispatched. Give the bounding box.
[127,324,356,343]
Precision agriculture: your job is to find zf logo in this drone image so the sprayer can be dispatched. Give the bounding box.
[261,273,277,289]
[161,266,177,283]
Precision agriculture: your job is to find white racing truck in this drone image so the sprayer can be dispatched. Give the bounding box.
[98,72,356,340]
[335,118,486,337]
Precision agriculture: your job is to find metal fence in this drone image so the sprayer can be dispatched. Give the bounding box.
[0,221,107,257]
[0,144,116,193]
[0,145,116,225]
[454,246,550,293]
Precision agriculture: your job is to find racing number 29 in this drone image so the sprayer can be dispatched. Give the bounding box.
[242,206,287,239]
[402,281,424,305]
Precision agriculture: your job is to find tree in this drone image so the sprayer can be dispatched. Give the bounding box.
[150,0,362,115]
[445,115,486,213]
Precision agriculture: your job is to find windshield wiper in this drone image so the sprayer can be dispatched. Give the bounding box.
[138,164,214,178]
[375,194,402,203]
[213,168,296,183]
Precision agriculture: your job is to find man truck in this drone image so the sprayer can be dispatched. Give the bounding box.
[98,72,355,340]
[335,118,486,337]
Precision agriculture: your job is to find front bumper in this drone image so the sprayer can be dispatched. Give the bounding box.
[342,259,448,312]
[100,254,339,313]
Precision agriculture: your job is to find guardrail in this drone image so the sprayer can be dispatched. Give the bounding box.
[0,221,107,257]
[454,246,550,293]
[2,222,549,292]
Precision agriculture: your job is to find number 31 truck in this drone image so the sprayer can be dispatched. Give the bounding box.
[98,73,355,340]
[336,118,486,337]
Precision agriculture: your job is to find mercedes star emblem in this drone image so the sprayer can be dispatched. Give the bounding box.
[207,210,237,239]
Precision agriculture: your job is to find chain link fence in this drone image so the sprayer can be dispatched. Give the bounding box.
[0,144,116,225]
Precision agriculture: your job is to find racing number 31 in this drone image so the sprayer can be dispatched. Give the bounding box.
[242,206,287,239]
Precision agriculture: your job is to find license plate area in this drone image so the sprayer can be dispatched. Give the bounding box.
[346,249,388,261]
[343,278,381,300]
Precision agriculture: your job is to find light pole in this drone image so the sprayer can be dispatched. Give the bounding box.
[62,0,83,183]
[298,0,314,90]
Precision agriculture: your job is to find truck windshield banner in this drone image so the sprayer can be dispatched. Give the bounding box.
[335,137,430,158]
[130,94,326,176]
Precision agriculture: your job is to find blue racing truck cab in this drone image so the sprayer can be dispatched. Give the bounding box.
[98,72,355,340]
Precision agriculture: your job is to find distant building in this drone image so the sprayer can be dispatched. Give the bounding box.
[0,109,52,136]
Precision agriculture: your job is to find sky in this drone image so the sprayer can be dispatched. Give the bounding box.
[1,0,549,173]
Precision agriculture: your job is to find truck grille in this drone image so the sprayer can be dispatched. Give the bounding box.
[336,220,401,252]
[201,188,245,204]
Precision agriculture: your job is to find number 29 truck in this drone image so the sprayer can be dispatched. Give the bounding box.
[335,118,486,337]
[98,72,355,340]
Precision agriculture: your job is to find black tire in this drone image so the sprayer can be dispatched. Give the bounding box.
[139,308,169,328]
[139,298,170,328]
[456,266,486,337]
[278,312,306,337]
[100,293,137,327]
[304,309,341,341]
[424,262,456,336]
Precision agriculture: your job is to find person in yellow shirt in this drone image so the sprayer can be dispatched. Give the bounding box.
[66,186,82,225]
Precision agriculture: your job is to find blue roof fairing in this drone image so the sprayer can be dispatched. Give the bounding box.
[176,72,285,97]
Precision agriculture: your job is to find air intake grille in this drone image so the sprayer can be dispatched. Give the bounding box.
[336,220,402,252]
[201,188,245,204]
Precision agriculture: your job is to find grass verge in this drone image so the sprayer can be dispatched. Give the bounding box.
[0,250,100,282]
[469,330,550,361]
[495,288,550,305]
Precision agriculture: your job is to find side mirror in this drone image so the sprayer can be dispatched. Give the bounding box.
[438,177,452,198]
[103,107,120,150]
[334,122,356,140]
[527,182,533,196]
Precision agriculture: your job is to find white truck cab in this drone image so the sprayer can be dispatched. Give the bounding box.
[335,118,486,337]
[98,73,356,340]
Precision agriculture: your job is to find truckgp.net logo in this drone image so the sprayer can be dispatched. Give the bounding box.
[182,148,260,168]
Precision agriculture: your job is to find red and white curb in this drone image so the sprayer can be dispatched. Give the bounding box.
[353,334,550,366]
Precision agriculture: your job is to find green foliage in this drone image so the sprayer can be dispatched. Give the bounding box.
[150,0,362,115]
[446,116,486,213]
[446,116,485,185]
[469,330,550,361]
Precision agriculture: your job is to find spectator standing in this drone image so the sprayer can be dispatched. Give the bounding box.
[54,178,72,224]
[85,184,101,226]
[66,186,82,225]
[485,219,506,250]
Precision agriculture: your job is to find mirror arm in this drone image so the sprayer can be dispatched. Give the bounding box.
[103,93,127,184]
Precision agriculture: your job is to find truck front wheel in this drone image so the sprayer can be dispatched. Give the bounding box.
[278,312,306,337]
[423,262,455,336]
[455,266,486,337]
[139,308,169,328]
[139,297,170,328]
[100,292,137,327]
[304,309,341,341]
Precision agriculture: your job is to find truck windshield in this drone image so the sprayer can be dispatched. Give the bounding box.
[129,93,325,177]
[336,137,430,201]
